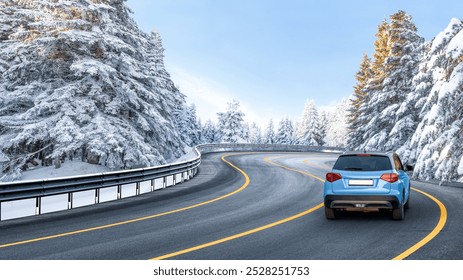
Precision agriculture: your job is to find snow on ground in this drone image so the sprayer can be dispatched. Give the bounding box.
[20,160,112,181]
[173,147,198,163]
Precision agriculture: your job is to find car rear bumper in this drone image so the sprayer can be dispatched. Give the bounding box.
[324,195,400,210]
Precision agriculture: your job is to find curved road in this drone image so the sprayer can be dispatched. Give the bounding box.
[0,152,462,260]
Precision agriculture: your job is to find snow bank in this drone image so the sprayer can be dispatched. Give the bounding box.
[20,160,111,181]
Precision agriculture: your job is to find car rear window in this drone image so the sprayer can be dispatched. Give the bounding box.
[333,155,392,171]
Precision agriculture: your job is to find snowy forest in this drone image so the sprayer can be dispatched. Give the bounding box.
[0,0,190,180]
[347,11,463,183]
[0,2,461,184]
[176,98,348,148]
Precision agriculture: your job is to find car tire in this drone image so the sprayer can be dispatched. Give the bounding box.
[325,206,336,220]
[392,201,404,221]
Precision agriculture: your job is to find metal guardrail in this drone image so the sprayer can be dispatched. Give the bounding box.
[0,144,343,220]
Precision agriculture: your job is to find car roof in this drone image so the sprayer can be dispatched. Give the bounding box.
[341,151,394,156]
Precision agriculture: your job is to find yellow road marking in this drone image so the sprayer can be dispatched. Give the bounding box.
[152,203,324,260]
[152,155,325,260]
[393,187,447,260]
[265,156,325,182]
[302,158,329,170]
[0,153,251,249]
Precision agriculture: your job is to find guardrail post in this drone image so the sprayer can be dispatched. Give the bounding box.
[173,175,176,186]
[117,185,122,199]
[67,193,73,210]
[163,177,167,188]
[181,172,184,183]
[136,182,140,195]
[95,188,100,204]
[151,179,155,192]
[35,197,41,215]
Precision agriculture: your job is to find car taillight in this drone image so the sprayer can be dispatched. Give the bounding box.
[326,173,342,182]
[380,173,399,183]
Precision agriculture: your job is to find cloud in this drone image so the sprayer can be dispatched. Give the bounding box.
[168,66,269,127]
[169,66,231,121]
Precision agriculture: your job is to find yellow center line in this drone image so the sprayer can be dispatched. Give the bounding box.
[302,158,328,170]
[0,153,252,249]
[393,187,447,260]
[265,156,325,182]
[152,154,325,260]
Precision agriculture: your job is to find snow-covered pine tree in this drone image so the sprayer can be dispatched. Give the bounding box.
[263,119,276,144]
[384,11,424,151]
[297,100,320,146]
[407,19,463,165]
[370,20,390,90]
[216,100,245,143]
[359,11,423,152]
[325,98,349,147]
[275,118,296,145]
[0,0,186,180]
[351,22,392,151]
[248,122,262,144]
[346,53,373,149]
[201,120,220,144]
[242,122,250,143]
[408,18,463,182]
[174,104,201,147]
[186,105,201,146]
[317,111,328,146]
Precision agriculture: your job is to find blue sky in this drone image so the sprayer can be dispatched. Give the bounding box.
[126,0,463,126]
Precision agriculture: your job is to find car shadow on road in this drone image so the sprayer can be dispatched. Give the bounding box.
[331,210,397,221]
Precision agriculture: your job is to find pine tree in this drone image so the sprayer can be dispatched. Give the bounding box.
[242,122,250,143]
[263,119,276,144]
[383,11,424,151]
[216,100,245,143]
[359,11,423,152]
[325,99,349,147]
[0,0,186,180]
[346,54,372,149]
[297,100,320,146]
[275,118,296,145]
[370,20,390,90]
[349,20,392,151]
[182,104,201,146]
[408,18,463,182]
[248,122,263,144]
[317,111,328,146]
[201,120,220,144]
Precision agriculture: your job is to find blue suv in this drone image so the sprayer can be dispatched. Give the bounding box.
[323,152,413,220]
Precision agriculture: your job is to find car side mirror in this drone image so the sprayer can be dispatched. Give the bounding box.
[405,165,414,172]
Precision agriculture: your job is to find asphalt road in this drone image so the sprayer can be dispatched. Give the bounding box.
[0,152,461,260]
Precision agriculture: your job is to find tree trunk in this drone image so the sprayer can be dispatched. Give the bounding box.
[54,156,61,169]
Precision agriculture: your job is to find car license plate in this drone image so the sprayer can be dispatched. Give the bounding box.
[348,179,374,186]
